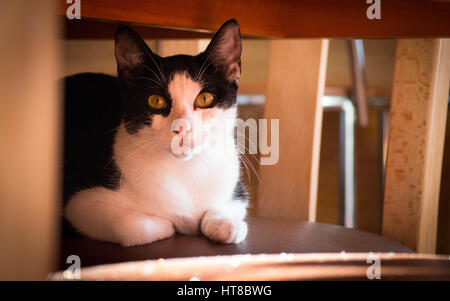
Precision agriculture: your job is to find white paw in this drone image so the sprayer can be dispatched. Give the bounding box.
[201,216,248,244]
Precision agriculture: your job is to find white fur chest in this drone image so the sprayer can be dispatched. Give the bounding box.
[116,136,240,233]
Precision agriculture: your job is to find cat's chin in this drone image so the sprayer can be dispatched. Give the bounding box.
[172,152,195,161]
[169,145,204,161]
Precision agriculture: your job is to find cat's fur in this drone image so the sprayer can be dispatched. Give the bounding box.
[63,19,248,246]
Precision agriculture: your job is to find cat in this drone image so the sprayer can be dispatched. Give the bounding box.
[63,19,248,247]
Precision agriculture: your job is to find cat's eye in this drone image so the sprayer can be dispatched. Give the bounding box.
[148,95,167,110]
[195,92,214,108]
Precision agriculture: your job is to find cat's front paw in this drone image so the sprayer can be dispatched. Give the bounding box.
[201,216,248,244]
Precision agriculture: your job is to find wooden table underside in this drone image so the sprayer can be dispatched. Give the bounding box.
[61,0,450,39]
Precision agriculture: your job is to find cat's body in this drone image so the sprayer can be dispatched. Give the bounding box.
[63,20,248,246]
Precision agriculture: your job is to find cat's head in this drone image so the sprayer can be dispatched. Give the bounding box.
[115,19,242,160]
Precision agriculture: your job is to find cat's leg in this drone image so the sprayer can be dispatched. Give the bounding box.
[65,187,175,246]
[200,200,248,244]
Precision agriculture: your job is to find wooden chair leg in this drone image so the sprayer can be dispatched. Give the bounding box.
[256,39,329,221]
[0,0,60,280]
[383,39,450,253]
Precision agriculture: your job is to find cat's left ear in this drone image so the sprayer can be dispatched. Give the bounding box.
[205,19,242,83]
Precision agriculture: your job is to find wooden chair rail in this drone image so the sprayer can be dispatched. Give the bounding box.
[50,252,450,281]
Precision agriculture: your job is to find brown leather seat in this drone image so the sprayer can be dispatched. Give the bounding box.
[60,216,412,269]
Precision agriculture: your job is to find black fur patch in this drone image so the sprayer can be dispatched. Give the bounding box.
[63,73,123,202]
[233,181,249,203]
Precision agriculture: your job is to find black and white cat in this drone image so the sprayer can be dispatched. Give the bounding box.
[63,19,248,247]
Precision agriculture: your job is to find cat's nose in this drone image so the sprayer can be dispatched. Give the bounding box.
[172,125,191,135]
[172,118,192,135]
[172,125,184,135]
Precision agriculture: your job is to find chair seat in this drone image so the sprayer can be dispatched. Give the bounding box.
[60,216,412,269]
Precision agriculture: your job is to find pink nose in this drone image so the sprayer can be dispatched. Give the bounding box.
[172,125,185,135]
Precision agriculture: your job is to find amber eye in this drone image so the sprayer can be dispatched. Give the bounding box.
[195,92,214,108]
[148,95,167,110]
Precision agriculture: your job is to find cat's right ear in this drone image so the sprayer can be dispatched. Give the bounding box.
[115,25,154,84]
